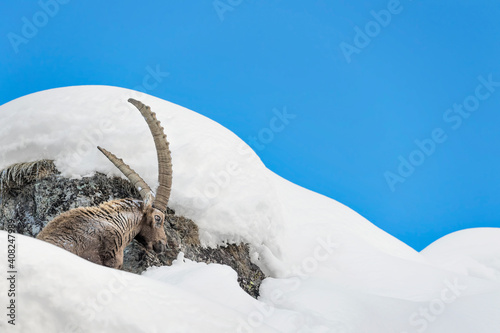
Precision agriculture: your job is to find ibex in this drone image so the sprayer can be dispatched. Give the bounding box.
[37,98,172,269]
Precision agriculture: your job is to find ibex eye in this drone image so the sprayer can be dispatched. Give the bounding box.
[154,215,162,227]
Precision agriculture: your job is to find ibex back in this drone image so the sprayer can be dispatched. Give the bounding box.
[37,99,172,269]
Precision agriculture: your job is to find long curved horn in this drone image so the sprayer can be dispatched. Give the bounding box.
[97,146,154,204]
[128,98,172,213]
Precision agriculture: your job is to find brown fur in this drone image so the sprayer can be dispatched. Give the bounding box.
[36,199,167,269]
[0,160,56,194]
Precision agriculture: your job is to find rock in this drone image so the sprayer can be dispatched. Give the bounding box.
[0,161,264,298]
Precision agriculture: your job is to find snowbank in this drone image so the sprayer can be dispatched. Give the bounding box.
[0,232,282,333]
[0,86,420,272]
[1,86,500,332]
[421,228,500,282]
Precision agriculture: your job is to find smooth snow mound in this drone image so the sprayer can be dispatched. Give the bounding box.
[0,232,282,333]
[1,228,500,332]
[1,86,500,332]
[422,228,500,282]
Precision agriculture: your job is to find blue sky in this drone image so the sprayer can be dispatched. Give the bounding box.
[1,1,500,250]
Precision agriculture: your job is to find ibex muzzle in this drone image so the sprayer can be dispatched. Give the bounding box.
[37,98,173,269]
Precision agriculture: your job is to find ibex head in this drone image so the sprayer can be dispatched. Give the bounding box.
[98,98,172,254]
[136,204,167,253]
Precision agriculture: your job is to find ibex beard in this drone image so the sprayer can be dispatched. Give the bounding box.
[37,98,173,270]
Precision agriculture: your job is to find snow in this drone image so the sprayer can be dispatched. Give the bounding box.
[1,86,500,332]
[0,233,280,333]
[421,228,500,282]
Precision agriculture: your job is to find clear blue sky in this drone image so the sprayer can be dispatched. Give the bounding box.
[2,1,500,250]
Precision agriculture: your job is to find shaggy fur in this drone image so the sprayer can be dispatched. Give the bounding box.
[0,160,56,193]
[37,199,167,269]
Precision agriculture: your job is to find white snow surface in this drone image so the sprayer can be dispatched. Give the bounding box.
[1,86,499,332]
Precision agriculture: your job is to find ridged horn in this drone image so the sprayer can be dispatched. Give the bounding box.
[97,146,154,205]
[128,98,172,213]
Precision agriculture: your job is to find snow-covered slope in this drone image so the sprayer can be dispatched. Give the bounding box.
[0,86,420,271]
[1,86,499,332]
[421,228,500,282]
[0,232,286,333]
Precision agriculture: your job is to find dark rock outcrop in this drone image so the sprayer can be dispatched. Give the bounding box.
[0,162,264,297]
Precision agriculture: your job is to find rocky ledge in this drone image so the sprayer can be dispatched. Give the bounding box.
[0,161,264,297]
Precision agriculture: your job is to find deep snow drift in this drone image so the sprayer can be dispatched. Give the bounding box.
[1,86,499,332]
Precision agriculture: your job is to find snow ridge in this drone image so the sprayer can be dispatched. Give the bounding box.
[1,86,499,332]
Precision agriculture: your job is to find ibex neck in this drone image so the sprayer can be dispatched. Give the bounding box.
[102,199,144,248]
